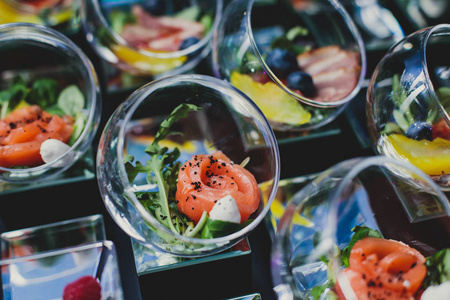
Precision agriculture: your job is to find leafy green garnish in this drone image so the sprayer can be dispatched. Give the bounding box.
[423,248,450,288]
[271,26,311,55]
[57,85,85,116]
[26,78,59,108]
[311,280,337,300]
[125,103,202,235]
[201,217,252,239]
[0,76,28,119]
[341,226,383,267]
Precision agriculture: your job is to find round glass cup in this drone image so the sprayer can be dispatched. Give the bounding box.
[271,156,450,299]
[80,0,223,77]
[212,0,366,132]
[367,24,450,191]
[96,74,280,257]
[0,22,101,183]
[1,0,80,34]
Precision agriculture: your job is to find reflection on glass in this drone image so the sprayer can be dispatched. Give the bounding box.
[395,0,450,30]
[340,0,404,50]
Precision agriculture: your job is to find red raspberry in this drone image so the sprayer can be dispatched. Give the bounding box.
[62,275,101,300]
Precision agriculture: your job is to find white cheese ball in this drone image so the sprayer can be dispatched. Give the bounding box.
[421,281,450,300]
[209,195,241,224]
[40,139,72,167]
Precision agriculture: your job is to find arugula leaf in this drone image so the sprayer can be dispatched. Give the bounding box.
[125,103,202,235]
[341,226,383,267]
[423,248,450,288]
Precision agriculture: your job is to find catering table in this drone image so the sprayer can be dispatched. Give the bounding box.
[0,1,447,299]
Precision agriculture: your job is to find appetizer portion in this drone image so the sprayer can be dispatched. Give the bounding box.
[104,2,215,75]
[0,77,86,168]
[125,104,260,240]
[231,26,361,127]
[376,75,450,183]
[312,226,450,300]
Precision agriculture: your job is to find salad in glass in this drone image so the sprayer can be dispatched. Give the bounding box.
[271,156,450,300]
[81,0,222,78]
[0,23,101,183]
[0,0,80,33]
[367,24,450,190]
[213,0,366,131]
[97,74,280,257]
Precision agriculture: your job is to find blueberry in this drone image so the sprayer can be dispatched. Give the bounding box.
[265,48,299,78]
[179,36,201,51]
[405,121,433,141]
[142,0,166,15]
[286,71,316,97]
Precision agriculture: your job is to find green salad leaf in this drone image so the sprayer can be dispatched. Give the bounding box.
[341,226,383,268]
[423,248,450,288]
[201,217,252,239]
[125,103,202,235]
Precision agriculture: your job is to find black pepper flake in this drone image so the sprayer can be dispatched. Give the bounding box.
[192,195,197,200]
[221,163,226,167]
[191,181,202,190]
[367,280,376,287]
[410,262,416,268]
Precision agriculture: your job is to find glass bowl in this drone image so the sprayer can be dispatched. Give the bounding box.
[0,22,101,184]
[366,24,450,191]
[1,240,124,299]
[80,0,223,78]
[0,0,81,34]
[212,0,366,132]
[96,74,280,257]
[271,155,450,299]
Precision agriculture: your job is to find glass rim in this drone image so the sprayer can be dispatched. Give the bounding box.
[89,0,224,60]
[111,74,280,246]
[0,22,101,174]
[246,0,367,108]
[0,240,114,266]
[421,23,450,125]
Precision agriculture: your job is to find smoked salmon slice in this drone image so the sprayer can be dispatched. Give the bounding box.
[336,237,427,300]
[176,151,260,224]
[0,105,74,168]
